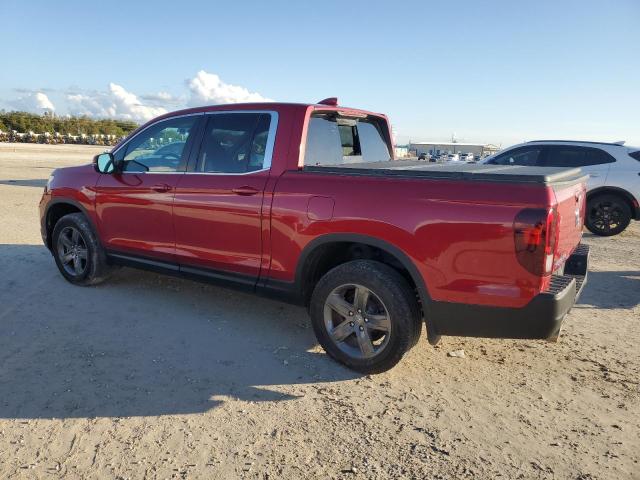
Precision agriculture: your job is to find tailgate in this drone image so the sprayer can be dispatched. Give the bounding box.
[552,180,587,270]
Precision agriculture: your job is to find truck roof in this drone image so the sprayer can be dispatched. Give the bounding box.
[154,101,385,120]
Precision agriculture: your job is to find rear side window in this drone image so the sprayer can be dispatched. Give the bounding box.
[545,146,615,167]
[197,113,273,173]
[630,151,640,161]
[583,148,616,165]
[303,114,392,166]
[545,147,585,167]
[487,147,542,166]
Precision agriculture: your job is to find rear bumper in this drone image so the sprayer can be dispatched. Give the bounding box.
[429,244,589,341]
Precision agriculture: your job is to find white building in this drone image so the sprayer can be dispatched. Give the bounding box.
[394,145,409,158]
[409,141,500,158]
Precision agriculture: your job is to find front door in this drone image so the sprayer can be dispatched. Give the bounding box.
[95,115,201,262]
[173,112,277,279]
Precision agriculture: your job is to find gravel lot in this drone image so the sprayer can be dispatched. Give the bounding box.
[0,143,638,479]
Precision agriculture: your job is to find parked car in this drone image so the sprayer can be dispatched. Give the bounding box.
[40,100,589,373]
[460,152,475,162]
[483,140,640,236]
[445,153,460,162]
[418,152,432,161]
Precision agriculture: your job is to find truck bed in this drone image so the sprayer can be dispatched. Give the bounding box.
[303,161,588,186]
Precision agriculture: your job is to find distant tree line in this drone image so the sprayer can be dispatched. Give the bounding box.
[0,111,139,145]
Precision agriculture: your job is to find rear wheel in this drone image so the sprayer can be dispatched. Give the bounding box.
[585,194,631,236]
[309,260,422,373]
[52,213,114,285]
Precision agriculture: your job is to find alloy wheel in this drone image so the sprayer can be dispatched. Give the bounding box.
[589,201,623,234]
[323,283,392,359]
[57,226,88,276]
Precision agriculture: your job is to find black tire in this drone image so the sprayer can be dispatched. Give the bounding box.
[52,212,114,285]
[309,260,422,374]
[585,194,632,236]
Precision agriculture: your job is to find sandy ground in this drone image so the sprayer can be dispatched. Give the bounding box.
[0,142,638,479]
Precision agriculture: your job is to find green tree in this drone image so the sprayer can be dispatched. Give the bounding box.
[0,111,139,137]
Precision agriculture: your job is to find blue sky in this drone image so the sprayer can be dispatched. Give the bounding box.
[1,0,638,146]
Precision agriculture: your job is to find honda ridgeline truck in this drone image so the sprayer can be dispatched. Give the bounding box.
[39,99,590,373]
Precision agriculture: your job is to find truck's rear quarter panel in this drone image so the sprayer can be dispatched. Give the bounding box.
[269,171,555,308]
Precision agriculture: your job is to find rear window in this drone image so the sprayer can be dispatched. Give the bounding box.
[583,148,616,165]
[544,147,585,167]
[303,114,392,166]
[545,146,615,167]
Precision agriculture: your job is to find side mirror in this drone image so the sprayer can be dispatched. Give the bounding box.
[93,152,115,174]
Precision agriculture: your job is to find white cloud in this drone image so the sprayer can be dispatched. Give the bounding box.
[140,91,183,106]
[145,91,174,101]
[67,83,167,122]
[64,71,270,122]
[187,70,271,106]
[35,92,55,111]
[3,70,272,123]
[108,83,167,121]
[9,91,55,112]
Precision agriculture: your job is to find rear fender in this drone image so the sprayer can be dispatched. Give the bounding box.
[293,233,439,344]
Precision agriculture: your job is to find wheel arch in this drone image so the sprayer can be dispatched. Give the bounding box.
[294,233,437,342]
[44,198,97,250]
[587,186,640,219]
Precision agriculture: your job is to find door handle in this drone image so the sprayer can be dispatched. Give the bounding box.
[589,173,600,178]
[232,186,260,196]
[152,183,172,193]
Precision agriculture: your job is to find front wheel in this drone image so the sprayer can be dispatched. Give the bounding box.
[585,194,631,236]
[309,260,422,373]
[52,212,114,285]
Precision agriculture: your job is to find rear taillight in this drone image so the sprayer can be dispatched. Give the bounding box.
[513,208,559,276]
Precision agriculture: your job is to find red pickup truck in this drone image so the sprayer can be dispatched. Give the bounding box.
[39,99,589,373]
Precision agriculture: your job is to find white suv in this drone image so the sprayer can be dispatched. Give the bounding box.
[483,140,640,236]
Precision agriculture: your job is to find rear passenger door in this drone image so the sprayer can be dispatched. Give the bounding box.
[172,111,278,280]
[543,146,614,190]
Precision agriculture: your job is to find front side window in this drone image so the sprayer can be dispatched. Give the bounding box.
[303,114,392,166]
[197,113,272,173]
[121,116,197,172]
[488,147,542,166]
